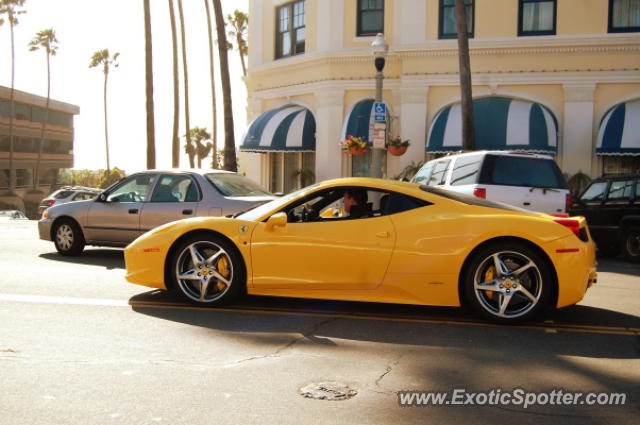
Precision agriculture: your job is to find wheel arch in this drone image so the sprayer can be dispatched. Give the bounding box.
[50,215,84,240]
[163,229,246,290]
[457,236,559,309]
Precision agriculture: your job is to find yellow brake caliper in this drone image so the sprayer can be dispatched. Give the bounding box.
[484,266,495,300]
[215,255,230,291]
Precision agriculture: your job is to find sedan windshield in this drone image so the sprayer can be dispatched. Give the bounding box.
[205,173,273,197]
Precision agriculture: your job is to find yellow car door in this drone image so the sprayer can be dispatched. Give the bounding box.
[250,215,396,290]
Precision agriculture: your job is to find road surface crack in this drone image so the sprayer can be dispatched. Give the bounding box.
[373,353,407,394]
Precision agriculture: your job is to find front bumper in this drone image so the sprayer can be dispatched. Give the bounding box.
[38,219,53,241]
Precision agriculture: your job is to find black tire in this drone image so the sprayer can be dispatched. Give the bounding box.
[462,242,554,324]
[621,227,640,262]
[168,234,246,306]
[53,219,86,256]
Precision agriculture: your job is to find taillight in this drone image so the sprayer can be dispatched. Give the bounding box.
[565,193,572,212]
[473,188,486,199]
[47,199,55,206]
[554,218,581,238]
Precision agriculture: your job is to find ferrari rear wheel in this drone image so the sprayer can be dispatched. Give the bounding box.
[463,243,553,324]
[170,235,245,305]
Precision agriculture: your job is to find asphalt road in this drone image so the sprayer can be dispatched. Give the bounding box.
[0,221,638,425]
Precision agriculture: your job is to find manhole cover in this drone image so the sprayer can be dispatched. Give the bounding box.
[300,382,357,401]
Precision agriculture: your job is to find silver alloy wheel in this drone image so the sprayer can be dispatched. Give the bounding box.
[56,224,74,251]
[175,241,233,303]
[473,250,543,319]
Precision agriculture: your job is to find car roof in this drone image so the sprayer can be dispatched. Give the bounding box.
[128,169,236,175]
[429,150,555,161]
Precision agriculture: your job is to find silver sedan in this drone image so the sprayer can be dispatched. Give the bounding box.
[38,169,275,255]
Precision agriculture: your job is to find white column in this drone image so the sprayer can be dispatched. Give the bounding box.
[315,89,345,182]
[238,97,265,186]
[390,82,429,178]
[562,84,596,177]
[248,0,263,68]
[316,0,344,51]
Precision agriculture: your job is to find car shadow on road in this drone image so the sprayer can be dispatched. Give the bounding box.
[129,290,640,360]
[39,249,125,270]
[596,257,640,276]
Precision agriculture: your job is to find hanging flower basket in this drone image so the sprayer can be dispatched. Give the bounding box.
[341,135,368,155]
[349,146,367,156]
[387,138,410,156]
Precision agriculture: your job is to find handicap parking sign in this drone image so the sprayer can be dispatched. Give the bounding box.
[374,102,386,122]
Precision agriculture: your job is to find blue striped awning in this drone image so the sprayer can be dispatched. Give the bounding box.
[341,99,389,141]
[596,100,640,156]
[427,97,558,154]
[240,105,316,152]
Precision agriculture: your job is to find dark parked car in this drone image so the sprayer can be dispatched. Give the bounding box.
[570,174,640,261]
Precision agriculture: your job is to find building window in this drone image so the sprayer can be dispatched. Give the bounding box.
[603,156,640,175]
[519,0,556,35]
[268,152,315,194]
[276,1,305,59]
[439,0,474,39]
[357,0,384,36]
[609,0,640,32]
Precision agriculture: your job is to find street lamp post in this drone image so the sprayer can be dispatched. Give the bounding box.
[370,33,388,179]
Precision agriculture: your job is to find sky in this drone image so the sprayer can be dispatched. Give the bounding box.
[0,0,249,172]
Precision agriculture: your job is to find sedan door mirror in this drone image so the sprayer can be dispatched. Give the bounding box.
[265,212,287,231]
[97,193,107,202]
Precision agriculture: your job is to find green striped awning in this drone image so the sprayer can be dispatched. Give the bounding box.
[427,97,558,154]
[597,100,640,156]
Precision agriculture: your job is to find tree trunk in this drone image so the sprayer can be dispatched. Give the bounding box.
[204,0,218,169]
[33,51,51,192]
[104,69,110,171]
[212,0,237,172]
[455,0,475,151]
[8,16,16,192]
[144,0,156,169]
[236,32,247,78]
[177,0,194,168]
[168,0,180,168]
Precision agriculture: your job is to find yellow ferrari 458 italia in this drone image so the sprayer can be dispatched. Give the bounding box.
[124,178,597,324]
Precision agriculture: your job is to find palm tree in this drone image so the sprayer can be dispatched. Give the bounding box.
[185,127,211,168]
[168,0,180,168]
[212,0,237,171]
[455,0,475,151]
[204,0,218,169]
[226,9,248,78]
[143,0,156,169]
[28,28,58,192]
[176,0,194,168]
[0,0,26,194]
[89,49,119,171]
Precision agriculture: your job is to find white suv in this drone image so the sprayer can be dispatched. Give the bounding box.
[411,151,570,214]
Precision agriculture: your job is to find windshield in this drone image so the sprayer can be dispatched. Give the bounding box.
[205,173,273,197]
[236,184,319,221]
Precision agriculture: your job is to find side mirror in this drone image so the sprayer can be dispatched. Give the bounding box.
[265,212,287,231]
[98,193,107,202]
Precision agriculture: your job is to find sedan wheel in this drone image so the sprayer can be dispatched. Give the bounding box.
[463,243,552,323]
[53,220,85,256]
[171,236,245,305]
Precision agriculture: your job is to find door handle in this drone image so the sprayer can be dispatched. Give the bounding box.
[128,209,138,214]
[523,202,531,206]
[182,209,193,215]
[376,231,390,238]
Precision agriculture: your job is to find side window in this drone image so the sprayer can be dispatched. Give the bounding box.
[580,182,608,202]
[383,192,430,215]
[607,180,634,200]
[450,155,482,186]
[107,174,157,203]
[412,163,434,185]
[150,174,200,203]
[430,160,451,185]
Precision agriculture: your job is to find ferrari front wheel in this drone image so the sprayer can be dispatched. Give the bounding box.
[463,243,553,324]
[170,235,245,305]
